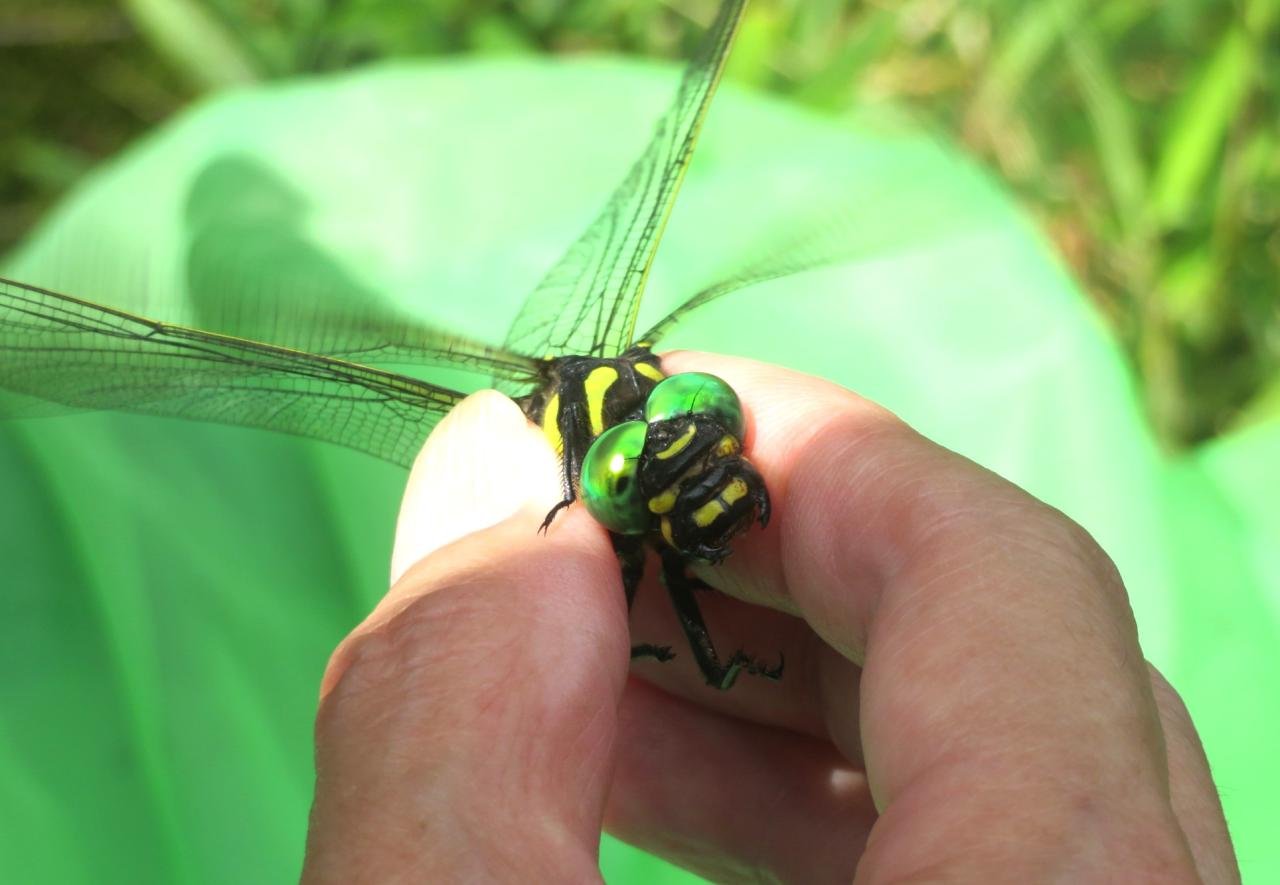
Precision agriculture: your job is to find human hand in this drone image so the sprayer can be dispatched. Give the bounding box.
[302,353,1237,883]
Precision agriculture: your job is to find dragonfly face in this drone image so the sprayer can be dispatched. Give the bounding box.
[635,371,770,564]
[525,350,770,562]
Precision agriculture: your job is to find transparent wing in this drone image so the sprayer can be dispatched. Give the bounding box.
[502,0,746,361]
[636,220,855,347]
[172,253,544,379]
[118,149,548,382]
[0,276,467,469]
[638,193,966,346]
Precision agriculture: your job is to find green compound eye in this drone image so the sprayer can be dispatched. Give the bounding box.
[644,372,744,438]
[580,420,650,535]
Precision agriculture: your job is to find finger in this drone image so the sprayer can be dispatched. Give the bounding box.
[660,352,1227,879]
[390,389,562,585]
[606,679,874,884]
[1149,667,1240,883]
[305,392,628,882]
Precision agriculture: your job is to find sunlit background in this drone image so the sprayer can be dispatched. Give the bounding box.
[1,1,1277,882]
[6,0,1278,445]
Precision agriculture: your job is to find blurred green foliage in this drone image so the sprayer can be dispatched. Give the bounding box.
[1,0,1277,445]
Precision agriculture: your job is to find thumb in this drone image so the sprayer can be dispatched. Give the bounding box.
[304,391,629,883]
[389,389,563,585]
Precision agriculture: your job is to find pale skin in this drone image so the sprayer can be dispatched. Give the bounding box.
[302,352,1238,884]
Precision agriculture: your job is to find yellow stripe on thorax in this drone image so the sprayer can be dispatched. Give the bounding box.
[634,361,664,383]
[584,366,618,437]
[655,424,696,460]
[540,392,563,454]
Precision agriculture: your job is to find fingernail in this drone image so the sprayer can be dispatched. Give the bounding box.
[390,390,561,584]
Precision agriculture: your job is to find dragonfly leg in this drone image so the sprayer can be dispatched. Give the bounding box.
[612,534,674,663]
[659,548,783,691]
[611,533,646,611]
[539,396,589,533]
[631,644,676,662]
[537,498,573,534]
[537,444,578,534]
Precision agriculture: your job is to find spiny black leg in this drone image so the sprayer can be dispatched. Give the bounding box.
[659,549,783,691]
[537,448,575,533]
[540,398,590,533]
[611,533,646,611]
[538,498,573,534]
[631,644,675,662]
[612,534,674,663]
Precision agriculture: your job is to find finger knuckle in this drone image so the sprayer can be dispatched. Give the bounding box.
[322,590,473,717]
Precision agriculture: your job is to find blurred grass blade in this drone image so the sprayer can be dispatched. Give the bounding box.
[1150,29,1247,225]
[122,0,258,90]
[789,8,897,109]
[971,0,1092,120]
[1060,11,1147,234]
[1148,14,1269,227]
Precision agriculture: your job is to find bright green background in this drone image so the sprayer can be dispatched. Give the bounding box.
[2,60,1277,881]
[6,1,1279,449]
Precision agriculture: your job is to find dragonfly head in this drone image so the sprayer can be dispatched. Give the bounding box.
[579,372,769,562]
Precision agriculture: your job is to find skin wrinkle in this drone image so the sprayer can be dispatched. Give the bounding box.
[622,744,735,872]
[758,775,795,858]
[1001,519,1176,790]
[371,591,518,728]
[879,546,999,646]
[857,760,1186,885]
[557,693,617,820]
[1147,667,1238,883]
[784,623,830,738]
[779,419,940,661]
[324,563,516,702]
[749,746,828,882]
[816,642,864,767]
[860,665,1188,870]
[515,632,622,830]
[866,569,1167,808]
[605,680,870,882]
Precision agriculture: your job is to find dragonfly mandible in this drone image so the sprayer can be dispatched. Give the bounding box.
[0,0,855,690]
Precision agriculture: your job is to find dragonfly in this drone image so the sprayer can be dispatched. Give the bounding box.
[0,0,857,689]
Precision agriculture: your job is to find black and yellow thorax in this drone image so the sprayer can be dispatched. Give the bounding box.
[521,345,666,456]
